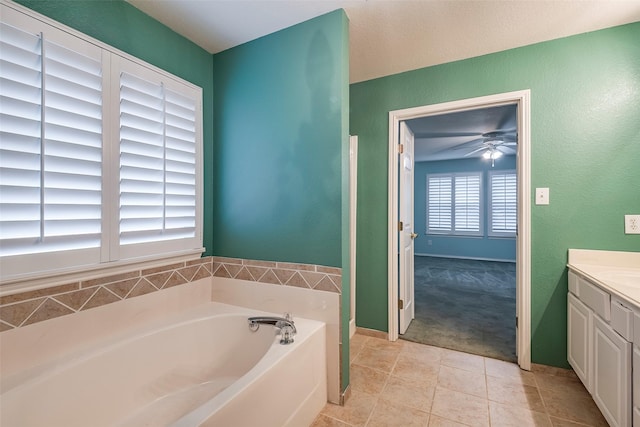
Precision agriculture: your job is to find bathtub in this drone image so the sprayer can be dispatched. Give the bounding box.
[0,302,327,427]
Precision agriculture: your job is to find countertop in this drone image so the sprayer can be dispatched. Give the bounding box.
[568,249,640,309]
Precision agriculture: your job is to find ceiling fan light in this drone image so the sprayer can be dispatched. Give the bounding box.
[482,150,492,159]
[491,150,503,160]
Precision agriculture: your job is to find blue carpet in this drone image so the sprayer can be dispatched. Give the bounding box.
[401,256,516,362]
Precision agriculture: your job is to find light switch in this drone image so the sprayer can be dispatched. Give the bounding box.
[536,188,550,205]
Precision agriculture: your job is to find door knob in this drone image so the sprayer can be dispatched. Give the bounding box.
[410,233,418,239]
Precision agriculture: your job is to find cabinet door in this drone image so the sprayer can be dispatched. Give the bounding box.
[568,292,591,391]
[593,314,631,427]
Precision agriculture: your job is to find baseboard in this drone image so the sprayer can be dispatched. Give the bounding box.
[355,326,388,340]
[415,253,516,263]
[349,318,356,338]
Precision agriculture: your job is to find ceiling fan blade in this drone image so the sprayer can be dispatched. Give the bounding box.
[451,138,485,150]
[414,131,482,139]
[496,145,516,155]
[464,146,487,157]
[499,141,517,146]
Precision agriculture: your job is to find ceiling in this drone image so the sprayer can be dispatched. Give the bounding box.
[126,0,640,84]
[407,105,517,162]
[124,1,639,160]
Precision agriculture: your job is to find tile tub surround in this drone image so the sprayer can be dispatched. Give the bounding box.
[313,333,609,427]
[212,256,342,293]
[0,257,213,331]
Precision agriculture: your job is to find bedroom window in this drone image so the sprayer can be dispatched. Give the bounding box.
[0,4,203,283]
[426,172,482,236]
[489,170,517,237]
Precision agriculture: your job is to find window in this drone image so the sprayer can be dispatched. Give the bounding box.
[489,170,517,237]
[427,173,482,236]
[0,4,203,282]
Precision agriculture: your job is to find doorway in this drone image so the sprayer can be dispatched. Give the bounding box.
[387,91,531,370]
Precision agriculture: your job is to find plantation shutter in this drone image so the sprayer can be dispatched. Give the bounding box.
[0,22,103,257]
[490,171,517,235]
[454,174,481,233]
[427,175,452,232]
[119,70,197,247]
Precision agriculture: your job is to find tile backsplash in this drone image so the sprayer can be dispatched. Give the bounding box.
[212,257,342,294]
[0,258,213,331]
[0,256,342,331]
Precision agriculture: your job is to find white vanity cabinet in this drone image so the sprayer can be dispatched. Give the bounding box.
[567,270,632,427]
[567,292,591,391]
[592,313,631,427]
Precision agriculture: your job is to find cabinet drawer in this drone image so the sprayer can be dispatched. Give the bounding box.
[579,276,610,321]
[568,271,580,296]
[611,298,633,341]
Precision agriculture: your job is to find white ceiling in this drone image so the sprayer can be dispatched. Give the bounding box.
[127,0,640,83]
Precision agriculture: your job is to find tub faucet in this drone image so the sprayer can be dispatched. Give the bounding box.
[248,313,296,344]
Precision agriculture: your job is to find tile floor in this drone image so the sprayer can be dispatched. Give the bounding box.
[311,333,608,427]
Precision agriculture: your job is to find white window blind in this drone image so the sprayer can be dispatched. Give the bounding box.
[0,22,103,258]
[426,173,482,236]
[427,175,452,232]
[119,71,197,246]
[454,174,480,233]
[490,171,517,236]
[0,4,203,283]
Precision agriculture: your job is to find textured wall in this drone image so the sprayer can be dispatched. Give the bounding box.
[212,10,349,268]
[351,22,640,367]
[414,156,517,260]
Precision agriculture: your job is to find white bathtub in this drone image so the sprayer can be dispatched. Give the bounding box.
[0,302,327,427]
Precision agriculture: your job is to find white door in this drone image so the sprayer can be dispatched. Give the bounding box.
[399,122,416,334]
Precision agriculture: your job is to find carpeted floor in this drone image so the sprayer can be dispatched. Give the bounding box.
[401,256,517,362]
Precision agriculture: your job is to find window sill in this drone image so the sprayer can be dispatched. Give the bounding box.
[0,248,206,297]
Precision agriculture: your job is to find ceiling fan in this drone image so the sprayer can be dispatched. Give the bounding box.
[455,130,517,166]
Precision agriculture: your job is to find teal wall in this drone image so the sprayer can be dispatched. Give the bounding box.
[351,23,640,367]
[414,156,516,261]
[15,0,216,256]
[212,10,348,269]
[212,10,351,388]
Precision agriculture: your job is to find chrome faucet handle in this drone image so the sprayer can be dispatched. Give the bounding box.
[284,313,293,321]
[279,324,295,345]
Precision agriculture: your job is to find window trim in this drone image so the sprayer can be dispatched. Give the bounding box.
[426,172,483,237]
[0,2,204,287]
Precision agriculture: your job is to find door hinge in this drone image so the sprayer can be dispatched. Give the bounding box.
[398,299,404,309]
[398,144,404,154]
[398,221,403,231]
[516,316,518,328]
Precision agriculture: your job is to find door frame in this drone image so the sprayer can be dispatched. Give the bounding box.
[387,90,531,370]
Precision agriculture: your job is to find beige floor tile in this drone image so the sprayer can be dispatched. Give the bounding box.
[311,413,356,427]
[322,390,378,427]
[380,374,435,412]
[438,365,487,398]
[486,375,546,412]
[401,340,443,363]
[484,358,536,386]
[392,352,440,384]
[353,345,401,373]
[533,372,588,395]
[366,399,430,427]
[365,336,403,351]
[548,416,594,426]
[430,386,490,427]
[350,334,372,361]
[441,349,485,374]
[428,415,471,427]
[489,401,552,427]
[538,387,608,427]
[351,363,390,395]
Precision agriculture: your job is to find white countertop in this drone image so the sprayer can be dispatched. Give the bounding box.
[568,249,640,309]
